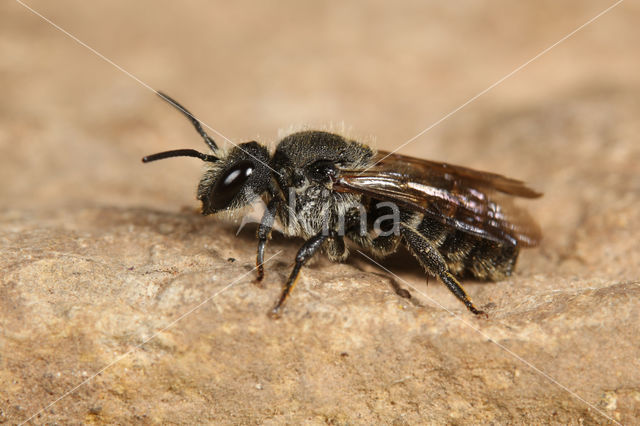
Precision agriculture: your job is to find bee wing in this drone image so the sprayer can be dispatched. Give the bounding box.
[334,152,542,247]
[373,150,542,198]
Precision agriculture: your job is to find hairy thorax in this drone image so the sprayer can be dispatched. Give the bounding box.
[277,181,362,239]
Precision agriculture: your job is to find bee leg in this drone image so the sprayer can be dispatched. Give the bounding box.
[255,198,279,283]
[269,232,332,319]
[325,235,347,261]
[401,226,486,316]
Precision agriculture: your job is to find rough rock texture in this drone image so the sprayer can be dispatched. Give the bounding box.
[1,1,639,424]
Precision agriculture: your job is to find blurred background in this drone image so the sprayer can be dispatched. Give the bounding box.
[1,0,637,214]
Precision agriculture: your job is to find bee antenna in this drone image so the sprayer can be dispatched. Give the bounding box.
[157,91,218,152]
[142,149,219,163]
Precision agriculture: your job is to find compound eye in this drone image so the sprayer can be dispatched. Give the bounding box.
[211,160,254,210]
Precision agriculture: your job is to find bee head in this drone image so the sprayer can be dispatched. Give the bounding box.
[143,141,271,215]
[143,92,271,215]
[196,142,271,214]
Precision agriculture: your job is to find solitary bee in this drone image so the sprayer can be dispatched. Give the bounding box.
[143,93,541,317]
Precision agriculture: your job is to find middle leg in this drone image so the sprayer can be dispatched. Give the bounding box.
[270,231,343,318]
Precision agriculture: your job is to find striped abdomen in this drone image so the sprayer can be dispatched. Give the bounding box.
[414,213,519,280]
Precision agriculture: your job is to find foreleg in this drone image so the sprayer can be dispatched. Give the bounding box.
[256,198,279,282]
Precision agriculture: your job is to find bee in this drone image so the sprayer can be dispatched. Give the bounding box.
[143,93,542,317]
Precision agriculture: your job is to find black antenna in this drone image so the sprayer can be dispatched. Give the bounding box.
[142,149,219,163]
[157,91,218,152]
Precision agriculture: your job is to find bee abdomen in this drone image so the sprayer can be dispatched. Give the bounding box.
[463,238,518,280]
[416,216,518,280]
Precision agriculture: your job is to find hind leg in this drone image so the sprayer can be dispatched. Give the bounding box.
[401,225,485,316]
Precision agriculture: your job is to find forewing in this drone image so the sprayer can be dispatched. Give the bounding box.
[373,150,542,198]
[334,152,542,247]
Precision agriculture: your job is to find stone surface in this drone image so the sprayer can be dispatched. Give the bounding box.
[1,1,639,424]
